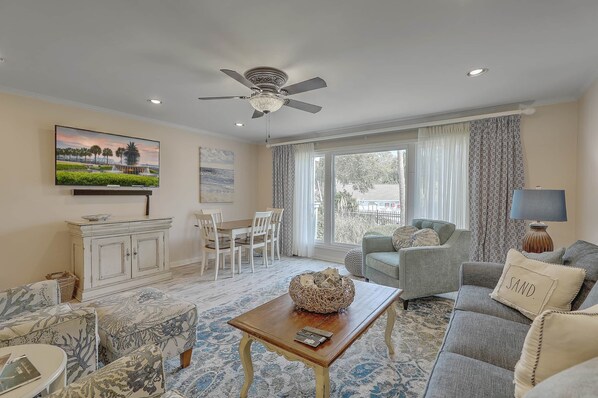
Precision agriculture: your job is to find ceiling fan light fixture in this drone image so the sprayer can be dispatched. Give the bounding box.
[248,93,284,113]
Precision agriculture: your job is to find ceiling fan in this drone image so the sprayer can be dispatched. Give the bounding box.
[198,67,327,119]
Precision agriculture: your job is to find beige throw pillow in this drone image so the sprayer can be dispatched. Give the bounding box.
[490,250,585,320]
[411,228,440,247]
[514,304,598,398]
[391,226,418,251]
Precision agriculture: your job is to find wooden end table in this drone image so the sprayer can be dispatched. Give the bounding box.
[0,344,67,398]
[228,280,402,398]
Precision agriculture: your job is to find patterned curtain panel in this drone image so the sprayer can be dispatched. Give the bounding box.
[272,145,295,256]
[469,115,526,262]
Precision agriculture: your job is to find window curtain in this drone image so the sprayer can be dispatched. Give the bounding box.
[292,143,315,257]
[415,122,470,229]
[469,115,525,262]
[272,145,294,256]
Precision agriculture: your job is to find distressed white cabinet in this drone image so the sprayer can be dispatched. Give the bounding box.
[67,216,173,301]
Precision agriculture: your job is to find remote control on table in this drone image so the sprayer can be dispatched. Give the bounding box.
[302,326,334,339]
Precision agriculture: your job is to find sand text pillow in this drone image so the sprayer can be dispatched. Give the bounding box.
[514,304,598,398]
[391,226,418,251]
[490,249,585,319]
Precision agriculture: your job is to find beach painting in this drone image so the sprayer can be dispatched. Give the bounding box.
[200,147,234,203]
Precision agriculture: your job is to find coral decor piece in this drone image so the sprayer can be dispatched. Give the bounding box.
[289,268,355,314]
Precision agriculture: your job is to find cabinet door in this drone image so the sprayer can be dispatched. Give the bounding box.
[91,236,132,287]
[131,232,165,278]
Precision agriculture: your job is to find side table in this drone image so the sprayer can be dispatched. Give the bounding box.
[0,344,67,397]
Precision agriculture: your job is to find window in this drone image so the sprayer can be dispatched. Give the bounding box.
[314,144,414,248]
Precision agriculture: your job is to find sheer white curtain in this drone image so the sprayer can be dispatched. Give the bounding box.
[415,122,470,229]
[293,143,315,257]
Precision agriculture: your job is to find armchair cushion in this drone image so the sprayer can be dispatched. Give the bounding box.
[412,219,456,245]
[48,344,166,398]
[0,280,60,321]
[366,252,401,279]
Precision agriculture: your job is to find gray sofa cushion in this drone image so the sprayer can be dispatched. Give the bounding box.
[579,281,598,310]
[564,240,598,309]
[365,252,400,279]
[525,357,598,398]
[442,310,529,370]
[424,352,514,398]
[454,285,532,325]
[412,218,455,245]
[522,247,566,264]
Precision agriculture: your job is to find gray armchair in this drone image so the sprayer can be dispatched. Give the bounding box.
[362,218,471,309]
[0,280,98,382]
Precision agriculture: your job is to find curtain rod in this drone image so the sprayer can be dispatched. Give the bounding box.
[267,107,535,148]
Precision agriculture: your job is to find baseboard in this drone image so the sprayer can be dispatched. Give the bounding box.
[170,257,202,268]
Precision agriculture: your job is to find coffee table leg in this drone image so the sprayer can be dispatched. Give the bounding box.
[314,365,330,398]
[385,302,397,355]
[239,333,254,398]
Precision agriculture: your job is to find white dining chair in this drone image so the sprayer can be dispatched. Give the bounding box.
[200,208,223,224]
[236,211,272,273]
[266,207,284,263]
[196,213,240,281]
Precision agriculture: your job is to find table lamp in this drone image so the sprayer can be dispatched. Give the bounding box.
[510,188,567,253]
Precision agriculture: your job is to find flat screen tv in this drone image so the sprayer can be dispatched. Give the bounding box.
[55,125,160,187]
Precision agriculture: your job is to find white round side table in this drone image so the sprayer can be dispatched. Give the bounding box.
[0,344,67,398]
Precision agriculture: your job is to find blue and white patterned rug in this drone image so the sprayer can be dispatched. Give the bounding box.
[162,262,453,397]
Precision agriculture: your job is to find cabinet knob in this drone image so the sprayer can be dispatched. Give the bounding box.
[133,250,138,257]
[126,249,131,258]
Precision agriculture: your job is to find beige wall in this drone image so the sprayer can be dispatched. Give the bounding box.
[520,102,578,248]
[0,91,260,290]
[577,78,598,243]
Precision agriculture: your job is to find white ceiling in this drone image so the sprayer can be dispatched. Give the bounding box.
[1,0,597,142]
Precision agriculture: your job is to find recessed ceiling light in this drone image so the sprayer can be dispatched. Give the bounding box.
[0,58,5,63]
[147,99,162,105]
[467,68,489,77]
[234,122,244,127]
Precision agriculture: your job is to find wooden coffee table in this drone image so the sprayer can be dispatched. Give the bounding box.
[228,280,402,398]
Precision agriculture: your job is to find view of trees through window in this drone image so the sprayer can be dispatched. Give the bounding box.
[314,149,407,245]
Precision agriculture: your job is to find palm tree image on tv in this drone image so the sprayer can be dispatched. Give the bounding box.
[124,141,140,165]
[55,126,160,187]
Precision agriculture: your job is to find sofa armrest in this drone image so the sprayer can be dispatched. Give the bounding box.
[49,344,166,398]
[460,262,505,289]
[0,304,98,382]
[0,280,60,321]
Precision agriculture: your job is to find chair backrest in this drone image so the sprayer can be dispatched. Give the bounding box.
[251,211,272,239]
[200,208,223,224]
[267,207,284,238]
[195,213,221,248]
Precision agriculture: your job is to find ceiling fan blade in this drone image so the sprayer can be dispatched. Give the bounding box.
[197,96,248,100]
[220,69,259,90]
[252,110,264,119]
[281,77,327,95]
[284,99,322,114]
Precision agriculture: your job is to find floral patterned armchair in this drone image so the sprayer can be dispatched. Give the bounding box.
[49,344,184,398]
[0,280,98,382]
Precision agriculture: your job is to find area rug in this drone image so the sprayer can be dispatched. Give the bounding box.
[162,260,453,397]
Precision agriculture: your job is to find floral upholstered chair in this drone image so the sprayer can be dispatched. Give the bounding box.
[0,280,98,382]
[49,344,184,398]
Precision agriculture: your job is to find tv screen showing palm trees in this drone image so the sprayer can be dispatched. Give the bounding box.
[55,125,160,187]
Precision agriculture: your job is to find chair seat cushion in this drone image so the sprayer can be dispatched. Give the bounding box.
[366,252,400,279]
[442,310,530,370]
[235,236,266,245]
[455,285,532,325]
[89,288,197,363]
[425,352,514,398]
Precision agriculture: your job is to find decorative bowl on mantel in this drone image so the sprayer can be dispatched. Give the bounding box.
[81,214,111,222]
[288,268,355,314]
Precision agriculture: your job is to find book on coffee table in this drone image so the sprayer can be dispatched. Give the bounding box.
[0,355,10,378]
[0,355,41,395]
